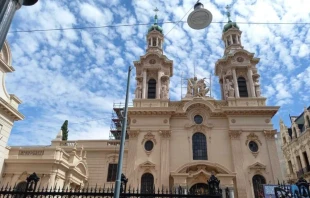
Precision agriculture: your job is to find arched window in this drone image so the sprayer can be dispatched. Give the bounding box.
[192,132,207,160]
[141,173,154,194]
[252,175,266,198]
[147,79,156,99]
[238,77,248,97]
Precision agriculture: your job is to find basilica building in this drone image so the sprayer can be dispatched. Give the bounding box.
[0,14,283,198]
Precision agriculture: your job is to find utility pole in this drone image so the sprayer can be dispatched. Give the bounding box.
[0,0,38,49]
[113,66,132,198]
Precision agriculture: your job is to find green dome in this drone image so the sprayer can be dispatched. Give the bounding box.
[223,20,239,32]
[148,15,163,34]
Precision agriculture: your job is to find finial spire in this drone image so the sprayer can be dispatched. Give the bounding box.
[154,7,159,24]
[225,5,231,22]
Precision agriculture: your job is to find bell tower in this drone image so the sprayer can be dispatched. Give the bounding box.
[215,6,262,101]
[133,9,173,105]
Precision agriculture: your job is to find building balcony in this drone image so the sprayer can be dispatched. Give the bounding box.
[296,165,310,178]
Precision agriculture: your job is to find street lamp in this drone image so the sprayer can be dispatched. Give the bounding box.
[0,0,38,49]
[187,1,212,30]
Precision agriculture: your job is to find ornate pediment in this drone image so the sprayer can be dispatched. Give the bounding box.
[139,161,156,168]
[248,162,266,171]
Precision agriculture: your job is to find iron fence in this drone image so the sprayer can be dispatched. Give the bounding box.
[274,177,310,198]
[0,173,223,198]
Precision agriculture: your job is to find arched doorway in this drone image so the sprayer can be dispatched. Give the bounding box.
[252,175,266,198]
[189,183,208,195]
[141,173,154,194]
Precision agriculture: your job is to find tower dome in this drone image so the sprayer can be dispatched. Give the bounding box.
[223,20,239,32]
[223,5,239,32]
[148,10,163,34]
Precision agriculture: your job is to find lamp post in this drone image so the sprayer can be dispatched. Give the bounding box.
[187,0,212,30]
[114,66,132,198]
[0,0,38,49]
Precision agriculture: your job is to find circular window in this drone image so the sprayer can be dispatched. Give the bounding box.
[249,141,258,152]
[194,115,203,124]
[144,140,154,151]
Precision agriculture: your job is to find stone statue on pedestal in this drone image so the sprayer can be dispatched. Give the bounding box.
[161,81,169,99]
[224,78,234,98]
[186,77,209,97]
[135,82,142,99]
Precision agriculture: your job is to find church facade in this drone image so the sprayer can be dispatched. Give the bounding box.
[0,15,283,198]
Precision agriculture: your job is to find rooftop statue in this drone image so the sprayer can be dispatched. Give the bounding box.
[186,77,209,97]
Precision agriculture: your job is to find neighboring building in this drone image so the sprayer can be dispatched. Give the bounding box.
[0,14,283,198]
[280,107,310,182]
[0,41,24,175]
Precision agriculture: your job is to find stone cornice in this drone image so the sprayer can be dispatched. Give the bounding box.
[0,97,24,121]
[221,106,279,116]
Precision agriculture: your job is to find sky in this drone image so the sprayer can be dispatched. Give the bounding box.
[4,0,310,146]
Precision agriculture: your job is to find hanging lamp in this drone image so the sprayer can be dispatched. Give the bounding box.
[187,1,213,30]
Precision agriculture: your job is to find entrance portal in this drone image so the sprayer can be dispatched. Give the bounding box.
[189,183,209,195]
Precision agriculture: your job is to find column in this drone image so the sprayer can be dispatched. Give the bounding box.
[236,36,239,44]
[230,35,233,46]
[142,70,147,99]
[151,37,153,46]
[157,71,161,99]
[232,69,239,98]
[229,130,247,198]
[220,80,224,100]
[156,37,158,47]
[160,130,170,188]
[247,68,255,97]
[225,39,228,47]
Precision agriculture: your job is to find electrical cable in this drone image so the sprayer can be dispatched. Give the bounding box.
[8,21,310,33]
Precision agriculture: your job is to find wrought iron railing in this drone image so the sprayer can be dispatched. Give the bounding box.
[0,173,223,198]
[274,177,310,198]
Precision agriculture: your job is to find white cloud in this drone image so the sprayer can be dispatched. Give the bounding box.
[4,0,310,145]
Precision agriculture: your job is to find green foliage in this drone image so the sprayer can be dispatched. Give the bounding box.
[61,120,69,141]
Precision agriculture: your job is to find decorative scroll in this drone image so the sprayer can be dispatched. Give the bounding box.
[142,132,157,144]
[245,133,262,146]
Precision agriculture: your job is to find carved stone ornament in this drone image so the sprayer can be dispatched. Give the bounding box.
[163,119,168,124]
[184,123,214,134]
[231,119,236,123]
[142,132,157,144]
[248,162,266,172]
[229,130,242,139]
[263,130,276,139]
[128,130,139,138]
[300,145,306,152]
[159,130,171,138]
[265,119,270,123]
[245,133,262,146]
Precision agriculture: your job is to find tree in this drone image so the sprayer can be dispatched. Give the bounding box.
[61,120,69,141]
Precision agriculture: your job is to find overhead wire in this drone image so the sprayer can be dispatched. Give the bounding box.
[8,21,310,33]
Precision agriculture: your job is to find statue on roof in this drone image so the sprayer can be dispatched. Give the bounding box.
[186,77,209,97]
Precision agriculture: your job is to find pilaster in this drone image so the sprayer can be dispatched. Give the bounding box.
[228,130,247,198]
[247,68,255,97]
[159,130,170,188]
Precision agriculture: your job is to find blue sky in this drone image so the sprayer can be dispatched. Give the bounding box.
[5,0,310,145]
